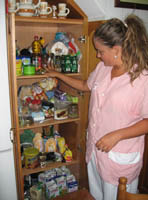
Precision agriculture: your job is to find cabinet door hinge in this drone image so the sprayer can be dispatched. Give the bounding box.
[9,128,15,143]
[78,35,86,43]
[77,144,83,152]
[77,91,84,97]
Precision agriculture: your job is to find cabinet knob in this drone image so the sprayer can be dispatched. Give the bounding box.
[78,35,86,43]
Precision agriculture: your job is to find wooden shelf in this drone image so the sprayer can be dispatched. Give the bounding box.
[17,73,81,80]
[19,117,80,130]
[15,15,84,25]
[22,159,78,176]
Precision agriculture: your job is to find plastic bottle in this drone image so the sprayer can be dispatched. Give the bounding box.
[32,36,41,55]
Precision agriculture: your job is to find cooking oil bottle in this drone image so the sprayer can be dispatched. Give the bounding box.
[32,35,41,55]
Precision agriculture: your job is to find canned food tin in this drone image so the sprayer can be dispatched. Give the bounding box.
[24,147,39,169]
[16,56,22,76]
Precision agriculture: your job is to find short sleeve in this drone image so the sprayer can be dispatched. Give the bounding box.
[87,62,103,90]
[141,78,148,119]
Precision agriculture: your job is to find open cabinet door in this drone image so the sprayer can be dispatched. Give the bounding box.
[78,20,106,189]
[83,20,106,129]
[87,21,106,75]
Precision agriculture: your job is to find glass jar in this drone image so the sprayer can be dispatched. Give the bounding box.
[68,103,78,118]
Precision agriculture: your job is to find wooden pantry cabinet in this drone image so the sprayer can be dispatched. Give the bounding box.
[7,1,104,199]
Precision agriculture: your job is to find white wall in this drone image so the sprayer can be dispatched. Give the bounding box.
[0,0,12,151]
[74,0,148,30]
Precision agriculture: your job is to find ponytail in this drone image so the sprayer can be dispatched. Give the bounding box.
[122,14,148,82]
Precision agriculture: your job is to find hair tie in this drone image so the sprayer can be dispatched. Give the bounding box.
[123,22,128,28]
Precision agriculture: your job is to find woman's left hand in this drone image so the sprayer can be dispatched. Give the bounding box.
[95,131,121,153]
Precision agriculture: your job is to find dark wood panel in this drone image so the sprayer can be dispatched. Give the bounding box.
[138,135,148,194]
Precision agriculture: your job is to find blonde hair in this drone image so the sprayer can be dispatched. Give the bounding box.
[94,14,148,82]
[123,14,148,82]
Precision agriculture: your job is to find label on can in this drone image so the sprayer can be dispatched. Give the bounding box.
[16,57,22,76]
[24,147,39,169]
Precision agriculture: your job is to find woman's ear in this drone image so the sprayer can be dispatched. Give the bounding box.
[113,45,122,58]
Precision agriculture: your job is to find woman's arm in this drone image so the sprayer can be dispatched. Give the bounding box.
[96,118,148,152]
[117,118,148,140]
[46,67,90,92]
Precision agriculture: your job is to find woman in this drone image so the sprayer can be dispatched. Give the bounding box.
[47,14,148,200]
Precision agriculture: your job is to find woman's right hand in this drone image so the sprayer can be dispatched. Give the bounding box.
[45,64,60,78]
[95,130,122,152]
[45,63,90,92]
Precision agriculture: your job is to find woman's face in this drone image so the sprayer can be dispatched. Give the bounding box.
[93,39,117,66]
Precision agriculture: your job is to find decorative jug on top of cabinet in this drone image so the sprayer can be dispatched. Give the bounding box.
[16,0,41,17]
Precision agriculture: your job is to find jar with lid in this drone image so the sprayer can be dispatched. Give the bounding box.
[54,55,62,72]
[32,54,42,72]
[41,54,49,69]
[68,103,78,118]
